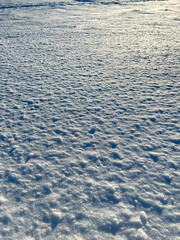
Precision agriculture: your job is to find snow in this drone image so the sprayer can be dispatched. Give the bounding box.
[0,0,180,239]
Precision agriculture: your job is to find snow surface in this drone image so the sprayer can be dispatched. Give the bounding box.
[0,0,180,239]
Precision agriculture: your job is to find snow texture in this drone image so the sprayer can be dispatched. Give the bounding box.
[0,0,180,239]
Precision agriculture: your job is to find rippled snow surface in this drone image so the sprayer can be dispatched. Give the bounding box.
[0,0,180,239]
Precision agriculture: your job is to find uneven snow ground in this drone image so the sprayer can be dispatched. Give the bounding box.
[0,0,180,239]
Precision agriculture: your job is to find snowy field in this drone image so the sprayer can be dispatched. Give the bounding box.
[0,0,180,239]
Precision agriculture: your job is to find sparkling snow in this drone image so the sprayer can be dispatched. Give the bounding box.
[0,0,180,239]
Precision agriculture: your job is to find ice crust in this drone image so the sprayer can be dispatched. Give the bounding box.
[0,0,180,239]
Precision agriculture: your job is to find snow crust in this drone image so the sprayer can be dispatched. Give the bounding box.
[0,0,180,239]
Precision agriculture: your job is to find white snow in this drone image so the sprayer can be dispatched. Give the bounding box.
[0,0,180,239]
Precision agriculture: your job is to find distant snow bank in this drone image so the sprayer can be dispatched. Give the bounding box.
[0,0,167,9]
